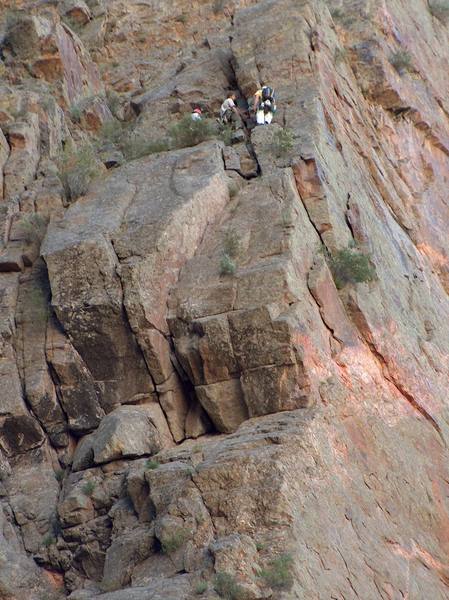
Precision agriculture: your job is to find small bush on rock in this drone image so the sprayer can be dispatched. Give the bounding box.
[389,50,413,75]
[334,47,348,65]
[160,528,189,554]
[58,145,100,200]
[213,0,226,14]
[328,245,376,289]
[223,228,240,258]
[122,136,170,160]
[260,553,294,590]
[429,0,449,22]
[213,572,243,599]
[219,253,236,276]
[106,90,122,118]
[145,459,160,470]
[18,213,47,244]
[169,114,216,149]
[195,581,208,595]
[69,104,82,123]
[272,127,294,158]
[42,534,56,547]
[82,480,96,497]
[219,123,234,146]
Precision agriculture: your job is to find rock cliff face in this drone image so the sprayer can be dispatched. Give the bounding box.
[0,0,449,598]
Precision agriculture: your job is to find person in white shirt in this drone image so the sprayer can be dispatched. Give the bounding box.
[220,93,241,124]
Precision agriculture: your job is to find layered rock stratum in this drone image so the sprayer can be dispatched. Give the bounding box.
[0,0,449,598]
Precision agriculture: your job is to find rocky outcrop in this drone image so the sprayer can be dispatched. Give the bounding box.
[0,0,449,598]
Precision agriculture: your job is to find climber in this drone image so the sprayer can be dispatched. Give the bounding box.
[253,83,276,125]
[191,107,203,121]
[219,92,242,125]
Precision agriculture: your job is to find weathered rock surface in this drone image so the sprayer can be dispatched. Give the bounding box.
[0,0,449,598]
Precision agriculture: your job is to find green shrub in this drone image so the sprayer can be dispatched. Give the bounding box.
[228,180,239,198]
[18,213,47,244]
[106,90,122,117]
[330,8,356,27]
[213,572,243,599]
[98,119,128,147]
[145,459,160,470]
[429,1,449,22]
[58,144,100,200]
[122,136,170,160]
[260,553,294,590]
[176,13,188,24]
[55,469,65,483]
[82,480,96,497]
[169,114,215,149]
[272,127,294,158]
[389,50,413,74]
[219,253,236,276]
[328,246,376,289]
[213,0,226,14]
[5,9,23,29]
[70,104,82,123]
[195,581,208,595]
[160,528,189,554]
[334,47,348,65]
[42,534,56,548]
[223,228,240,258]
[219,123,234,146]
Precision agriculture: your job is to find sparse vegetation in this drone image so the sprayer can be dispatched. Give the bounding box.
[195,581,208,595]
[145,459,160,470]
[429,0,449,22]
[272,127,294,158]
[58,144,101,200]
[160,528,189,554]
[329,8,356,27]
[70,104,82,123]
[5,9,23,30]
[327,245,376,289]
[106,89,122,118]
[42,534,56,548]
[389,49,413,75]
[98,119,129,147]
[169,114,216,149]
[219,123,234,146]
[81,480,96,497]
[219,253,236,276]
[223,228,240,258]
[121,136,170,160]
[213,0,226,15]
[55,469,65,483]
[18,213,47,244]
[213,572,243,599]
[256,541,265,551]
[227,180,239,198]
[334,47,348,65]
[176,13,188,24]
[260,554,294,590]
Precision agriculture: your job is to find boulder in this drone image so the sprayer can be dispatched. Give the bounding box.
[196,379,248,434]
[72,405,174,469]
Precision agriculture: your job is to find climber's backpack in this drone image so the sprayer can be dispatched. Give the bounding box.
[261,86,274,102]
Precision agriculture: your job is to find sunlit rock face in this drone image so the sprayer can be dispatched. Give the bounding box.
[0,0,449,598]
